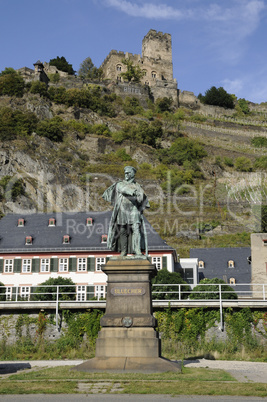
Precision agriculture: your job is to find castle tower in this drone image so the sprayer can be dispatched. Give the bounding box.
[142,30,173,81]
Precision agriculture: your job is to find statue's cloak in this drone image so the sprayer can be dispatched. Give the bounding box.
[102,181,149,254]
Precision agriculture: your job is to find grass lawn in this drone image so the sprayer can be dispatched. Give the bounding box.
[0,366,266,396]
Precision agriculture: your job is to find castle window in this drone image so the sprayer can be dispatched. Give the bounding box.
[22,259,31,273]
[48,218,56,226]
[229,277,236,285]
[18,218,24,227]
[77,257,86,272]
[40,258,50,272]
[151,71,157,79]
[228,260,235,268]
[142,70,147,76]
[59,258,68,272]
[86,217,93,226]
[116,64,122,71]
[152,257,162,270]
[101,234,108,243]
[77,285,86,301]
[96,257,105,271]
[25,236,32,245]
[4,259,13,273]
[198,260,205,269]
[63,235,70,244]
[117,76,122,82]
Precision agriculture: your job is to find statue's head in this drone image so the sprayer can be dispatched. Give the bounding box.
[124,166,136,181]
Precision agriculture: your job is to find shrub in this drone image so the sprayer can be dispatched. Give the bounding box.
[189,278,237,300]
[33,277,76,301]
[251,136,267,148]
[224,156,234,167]
[254,156,267,171]
[123,96,143,115]
[48,73,60,83]
[152,269,190,300]
[89,123,111,137]
[0,107,38,141]
[158,137,207,165]
[36,116,64,142]
[0,69,25,97]
[237,98,250,114]
[0,176,25,201]
[155,97,173,113]
[235,156,252,172]
[29,81,48,97]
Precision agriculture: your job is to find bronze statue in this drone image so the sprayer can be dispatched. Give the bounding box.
[102,166,149,257]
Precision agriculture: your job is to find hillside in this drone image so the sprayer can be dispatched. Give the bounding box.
[1,76,267,257]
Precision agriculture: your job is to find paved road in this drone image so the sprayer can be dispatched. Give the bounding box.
[0,396,267,402]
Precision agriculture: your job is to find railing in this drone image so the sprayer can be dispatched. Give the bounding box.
[0,283,266,331]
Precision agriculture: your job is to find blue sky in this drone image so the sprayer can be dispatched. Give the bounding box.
[1,0,267,103]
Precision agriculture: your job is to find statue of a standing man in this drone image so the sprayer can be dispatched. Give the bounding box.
[102,166,149,257]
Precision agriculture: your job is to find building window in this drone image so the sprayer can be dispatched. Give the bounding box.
[77,285,86,301]
[25,236,32,245]
[198,260,205,269]
[86,217,93,226]
[116,64,122,71]
[95,285,106,300]
[152,257,162,270]
[20,286,30,300]
[151,71,157,79]
[18,218,24,227]
[5,286,12,301]
[77,257,86,272]
[22,259,31,273]
[229,277,236,285]
[142,70,147,76]
[101,234,108,243]
[63,235,70,244]
[96,257,105,271]
[4,259,13,273]
[40,258,50,272]
[117,76,122,82]
[263,239,267,246]
[48,218,56,226]
[228,260,235,268]
[59,258,68,272]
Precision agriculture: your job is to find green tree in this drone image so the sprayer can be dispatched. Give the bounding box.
[33,277,76,301]
[189,278,237,300]
[199,86,234,109]
[120,59,145,83]
[152,269,190,300]
[78,57,103,80]
[0,69,25,97]
[36,116,64,142]
[49,56,75,75]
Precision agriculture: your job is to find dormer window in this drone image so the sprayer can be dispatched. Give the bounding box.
[25,236,32,245]
[48,218,56,226]
[198,260,205,269]
[228,260,235,268]
[101,234,108,243]
[18,218,24,227]
[229,277,236,285]
[63,235,70,244]
[263,239,267,246]
[86,217,93,226]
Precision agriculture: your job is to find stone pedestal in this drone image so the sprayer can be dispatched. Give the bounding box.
[74,258,181,373]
